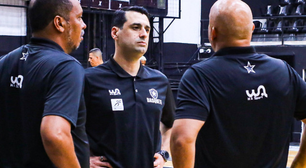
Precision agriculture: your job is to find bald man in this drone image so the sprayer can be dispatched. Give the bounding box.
[88,48,103,67]
[170,0,306,167]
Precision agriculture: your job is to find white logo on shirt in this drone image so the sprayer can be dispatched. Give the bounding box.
[246,85,268,101]
[244,61,256,73]
[109,88,121,95]
[147,88,162,105]
[111,99,124,111]
[20,51,29,61]
[10,75,24,89]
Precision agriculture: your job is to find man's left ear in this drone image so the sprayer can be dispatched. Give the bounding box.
[252,23,255,32]
[54,15,67,33]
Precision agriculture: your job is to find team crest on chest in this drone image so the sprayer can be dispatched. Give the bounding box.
[147,88,162,105]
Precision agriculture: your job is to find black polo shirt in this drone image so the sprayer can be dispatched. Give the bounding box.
[176,47,306,168]
[0,38,89,168]
[84,57,175,168]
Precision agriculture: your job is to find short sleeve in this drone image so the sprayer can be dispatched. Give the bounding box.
[175,67,210,121]
[43,61,84,128]
[161,82,175,128]
[291,65,306,120]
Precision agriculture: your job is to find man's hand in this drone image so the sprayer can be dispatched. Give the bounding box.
[90,156,113,168]
[153,153,165,168]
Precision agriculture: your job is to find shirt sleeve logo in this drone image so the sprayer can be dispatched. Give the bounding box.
[10,75,24,89]
[111,99,124,111]
[147,88,162,105]
[246,85,268,101]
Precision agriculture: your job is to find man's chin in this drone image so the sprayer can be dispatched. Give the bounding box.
[136,47,148,54]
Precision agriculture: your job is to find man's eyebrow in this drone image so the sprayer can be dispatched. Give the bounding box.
[131,23,151,29]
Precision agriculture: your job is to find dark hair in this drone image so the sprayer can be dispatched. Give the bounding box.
[89,48,102,58]
[111,6,150,29]
[28,0,73,33]
[89,48,101,54]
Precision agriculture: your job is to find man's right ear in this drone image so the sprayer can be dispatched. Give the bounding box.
[54,15,66,33]
[111,27,119,40]
[210,26,218,41]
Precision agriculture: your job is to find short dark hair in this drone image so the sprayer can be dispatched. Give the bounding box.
[89,48,102,59]
[89,48,101,54]
[111,6,150,29]
[28,0,73,33]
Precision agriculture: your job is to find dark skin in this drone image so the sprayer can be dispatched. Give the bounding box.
[31,0,86,167]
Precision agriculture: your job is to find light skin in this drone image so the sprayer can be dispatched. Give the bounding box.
[31,0,86,167]
[88,52,103,67]
[111,11,150,76]
[90,10,170,168]
[140,59,146,66]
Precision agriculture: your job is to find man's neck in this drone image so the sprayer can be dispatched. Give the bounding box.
[113,54,141,76]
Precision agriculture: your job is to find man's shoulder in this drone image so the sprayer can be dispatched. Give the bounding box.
[85,63,109,74]
[143,66,168,80]
[37,47,80,64]
[0,46,25,62]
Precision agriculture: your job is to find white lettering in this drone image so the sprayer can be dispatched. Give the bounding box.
[109,88,121,96]
[10,75,24,89]
[246,85,268,101]
[147,98,162,105]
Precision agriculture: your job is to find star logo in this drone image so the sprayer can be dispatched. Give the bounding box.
[149,88,158,99]
[244,61,255,73]
[20,51,29,61]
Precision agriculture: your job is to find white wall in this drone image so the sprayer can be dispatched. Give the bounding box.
[0,1,27,36]
[163,0,201,44]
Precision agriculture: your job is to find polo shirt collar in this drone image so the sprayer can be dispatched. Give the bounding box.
[29,37,65,52]
[213,46,256,56]
[108,56,146,78]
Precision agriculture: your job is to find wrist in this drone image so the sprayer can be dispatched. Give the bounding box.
[157,150,170,162]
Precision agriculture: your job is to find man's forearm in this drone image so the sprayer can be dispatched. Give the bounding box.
[291,120,306,168]
[160,122,172,151]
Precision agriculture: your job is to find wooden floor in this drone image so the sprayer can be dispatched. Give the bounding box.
[164,145,299,168]
[287,145,299,168]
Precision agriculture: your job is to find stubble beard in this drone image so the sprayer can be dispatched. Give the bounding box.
[66,26,81,54]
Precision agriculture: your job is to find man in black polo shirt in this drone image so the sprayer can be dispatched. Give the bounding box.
[85,6,175,168]
[171,0,306,168]
[0,0,89,167]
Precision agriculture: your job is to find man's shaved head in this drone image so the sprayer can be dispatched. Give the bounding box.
[208,0,254,51]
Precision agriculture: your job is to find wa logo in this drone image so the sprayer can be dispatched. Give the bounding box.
[10,75,24,89]
[246,85,268,101]
[109,88,121,96]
